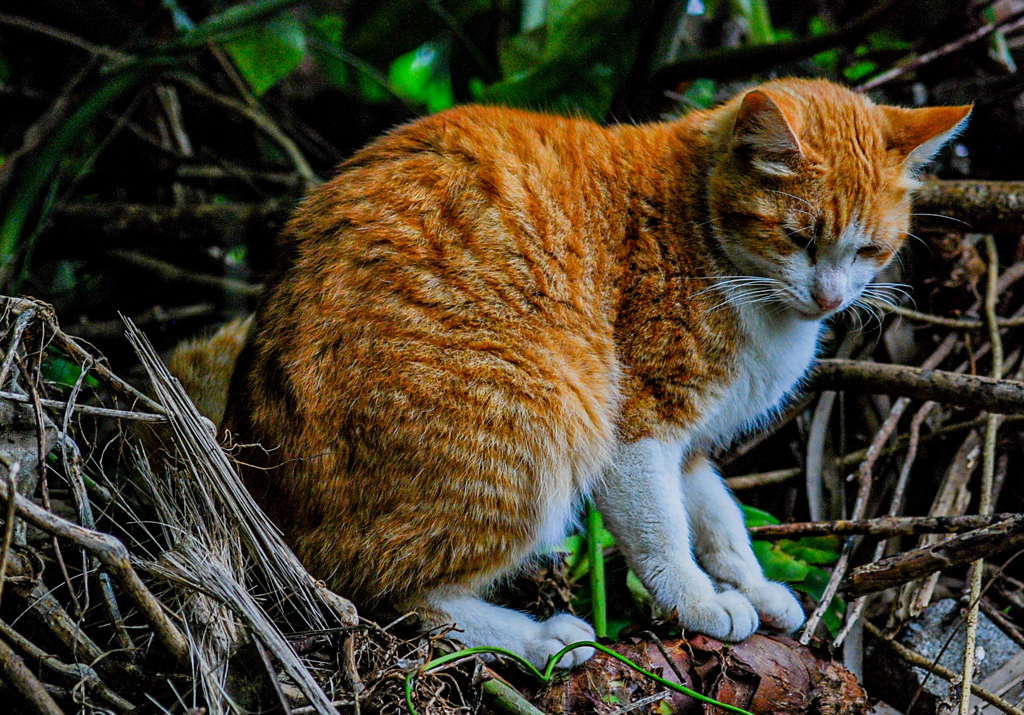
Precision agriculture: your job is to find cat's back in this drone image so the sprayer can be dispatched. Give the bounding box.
[223,107,627,587]
[261,105,624,391]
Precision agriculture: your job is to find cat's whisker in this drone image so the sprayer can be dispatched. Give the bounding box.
[848,306,865,331]
[851,298,885,332]
[769,190,821,216]
[905,232,929,250]
[785,206,818,222]
[713,288,792,312]
[912,212,971,227]
[692,277,788,300]
[693,216,722,229]
[708,290,784,312]
[862,284,912,307]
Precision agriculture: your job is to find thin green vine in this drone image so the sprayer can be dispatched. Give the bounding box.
[404,640,756,715]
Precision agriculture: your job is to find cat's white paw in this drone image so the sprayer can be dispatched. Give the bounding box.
[747,581,805,633]
[524,613,596,669]
[677,590,759,642]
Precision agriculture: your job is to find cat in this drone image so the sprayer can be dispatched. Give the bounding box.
[175,78,970,669]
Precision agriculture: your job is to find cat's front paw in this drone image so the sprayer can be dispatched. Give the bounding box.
[523,613,595,669]
[676,590,759,642]
[746,581,805,633]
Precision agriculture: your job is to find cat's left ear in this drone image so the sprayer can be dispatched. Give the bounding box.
[880,104,973,171]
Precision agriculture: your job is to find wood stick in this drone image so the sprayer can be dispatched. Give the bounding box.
[843,515,1024,597]
[869,300,1024,330]
[0,618,134,712]
[0,389,167,422]
[0,633,63,715]
[959,234,1006,715]
[857,12,1024,91]
[980,599,1024,651]
[749,514,1017,540]
[0,475,190,664]
[0,459,19,609]
[108,249,263,298]
[914,179,1024,234]
[726,412,1024,491]
[806,359,1024,413]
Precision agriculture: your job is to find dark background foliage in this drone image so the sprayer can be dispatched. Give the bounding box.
[2,5,1024,709]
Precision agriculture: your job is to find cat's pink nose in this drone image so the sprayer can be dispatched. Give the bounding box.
[813,291,843,311]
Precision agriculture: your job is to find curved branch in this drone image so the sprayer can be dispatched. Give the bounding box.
[651,0,901,87]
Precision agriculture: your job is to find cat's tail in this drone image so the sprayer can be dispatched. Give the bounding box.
[166,315,253,427]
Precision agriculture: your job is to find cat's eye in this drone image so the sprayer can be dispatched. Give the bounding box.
[857,245,882,258]
[787,226,814,250]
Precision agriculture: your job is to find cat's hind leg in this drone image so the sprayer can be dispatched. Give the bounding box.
[594,438,759,642]
[680,453,805,633]
[415,589,595,668]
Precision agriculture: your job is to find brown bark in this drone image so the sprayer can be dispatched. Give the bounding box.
[748,514,1016,540]
[914,179,1024,234]
[843,514,1024,597]
[536,634,868,715]
[807,359,1024,414]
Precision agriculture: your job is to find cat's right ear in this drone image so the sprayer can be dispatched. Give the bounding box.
[732,90,804,159]
[879,104,973,172]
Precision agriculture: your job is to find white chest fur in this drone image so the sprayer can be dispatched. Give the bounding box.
[690,308,823,451]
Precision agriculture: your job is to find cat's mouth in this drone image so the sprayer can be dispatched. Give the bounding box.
[794,303,842,321]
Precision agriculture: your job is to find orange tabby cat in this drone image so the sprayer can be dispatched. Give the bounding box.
[210,79,969,667]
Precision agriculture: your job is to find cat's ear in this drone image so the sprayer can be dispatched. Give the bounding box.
[732,90,803,159]
[880,104,972,171]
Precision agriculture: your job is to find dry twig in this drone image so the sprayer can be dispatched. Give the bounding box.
[843,515,1024,596]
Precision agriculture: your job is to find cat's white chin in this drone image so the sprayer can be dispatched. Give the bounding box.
[791,303,844,321]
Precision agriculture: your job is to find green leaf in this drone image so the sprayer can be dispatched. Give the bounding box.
[866,29,912,52]
[843,59,877,82]
[389,42,455,113]
[553,533,584,556]
[808,16,839,73]
[626,569,654,610]
[563,518,616,579]
[225,245,249,268]
[793,566,846,635]
[42,354,99,389]
[224,12,306,96]
[309,13,349,90]
[479,0,647,119]
[740,504,780,528]
[751,541,811,583]
[729,0,775,44]
[785,536,842,565]
[678,78,717,109]
[496,28,546,77]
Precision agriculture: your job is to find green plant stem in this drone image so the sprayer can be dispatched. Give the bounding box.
[481,678,546,715]
[404,642,755,715]
[587,503,607,639]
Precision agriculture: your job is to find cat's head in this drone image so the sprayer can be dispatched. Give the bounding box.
[706,78,971,320]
